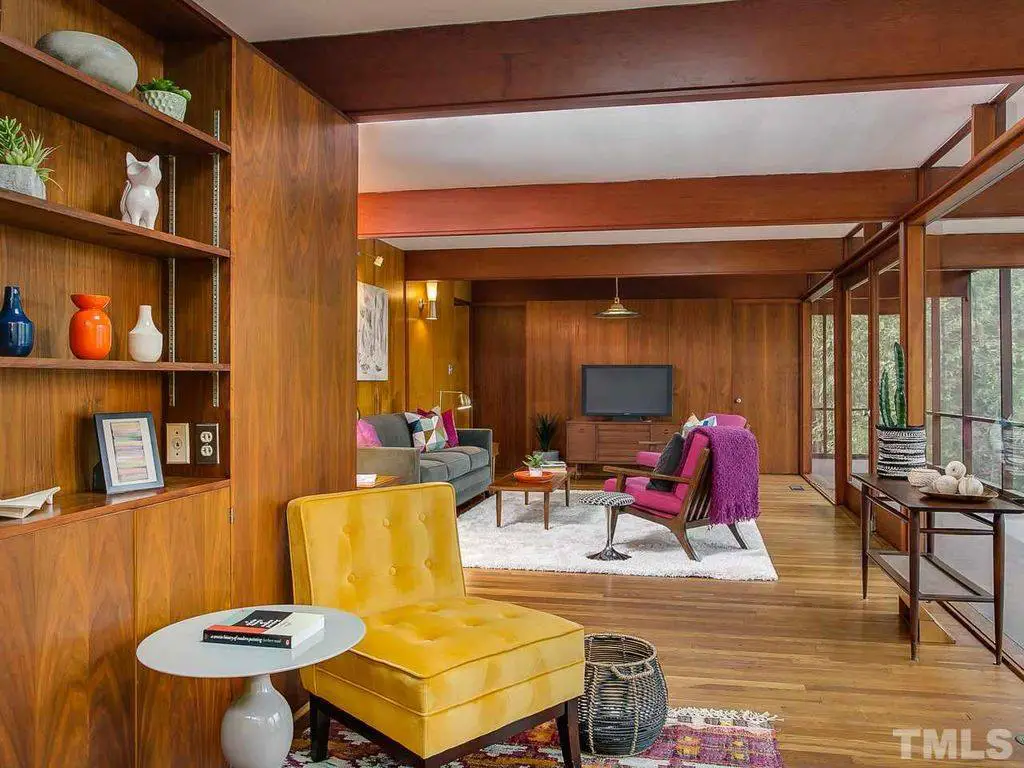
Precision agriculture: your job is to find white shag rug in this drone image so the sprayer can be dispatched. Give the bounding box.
[458,490,778,580]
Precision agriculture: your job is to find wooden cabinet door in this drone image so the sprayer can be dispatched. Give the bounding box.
[731,303,801,474]
[135,488,233,768]
[0,514,135,768]
[566,421,597,462]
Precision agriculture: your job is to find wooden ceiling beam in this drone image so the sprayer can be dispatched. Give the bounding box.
[471,275,812,303]
[258,0,1024,121]
[404,239,843,281]
[360,170,918,238]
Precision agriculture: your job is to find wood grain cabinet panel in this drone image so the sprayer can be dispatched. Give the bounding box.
[566,422,597,462]
[0,513,135,768]
[135,488,233,768]
[596,424,651,463]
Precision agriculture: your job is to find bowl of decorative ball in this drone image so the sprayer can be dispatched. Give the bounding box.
[920,461,998,502]
[579,634,668,756]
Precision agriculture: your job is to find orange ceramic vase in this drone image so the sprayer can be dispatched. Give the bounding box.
[69,294,112,359]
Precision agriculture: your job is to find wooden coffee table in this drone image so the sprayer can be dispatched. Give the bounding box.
[488,470,570,530]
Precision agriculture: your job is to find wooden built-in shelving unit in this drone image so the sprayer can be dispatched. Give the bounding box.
[0,188,230,259]
[0,34,230,155]
[0,357,229,371]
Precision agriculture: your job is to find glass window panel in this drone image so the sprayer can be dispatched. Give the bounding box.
[970,270,1001,419]
[809,295,836,498]
[939,417,963,466]
[849,281,870,474]
[938,296,963,414]
[971,420,1001,485]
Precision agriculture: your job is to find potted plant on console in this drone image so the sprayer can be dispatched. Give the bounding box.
[876,341,927,478]
[0,117,57,200]
[535,413,560,462]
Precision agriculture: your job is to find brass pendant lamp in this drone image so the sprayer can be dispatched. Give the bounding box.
[594,277,639,319]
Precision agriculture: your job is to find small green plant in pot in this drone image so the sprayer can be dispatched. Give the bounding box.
[876,341,926,478]
[0,117,57,200]
[534,413,560,462]
[137,77,192,122]
[523,452,545,477]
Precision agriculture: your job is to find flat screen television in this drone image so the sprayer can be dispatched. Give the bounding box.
[581,365,673,418]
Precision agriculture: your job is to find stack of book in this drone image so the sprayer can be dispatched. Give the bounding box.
[540,460,567,470]
[203,609,325,650]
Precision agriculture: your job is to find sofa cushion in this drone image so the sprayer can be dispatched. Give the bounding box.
[315,596,583,716]
[365,414,414,448]
[419,459,449,483]
[427,450,472,479]
[444,445,489,470]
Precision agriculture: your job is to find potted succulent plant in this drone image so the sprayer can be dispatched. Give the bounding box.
[534,413,560,462]
[0,117,56,200]
[523,452,545,478]
[137,77,192,122]
[876,341,927,478]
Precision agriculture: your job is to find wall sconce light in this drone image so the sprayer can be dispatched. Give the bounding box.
[419,281,439,321]
[373,254,384,268]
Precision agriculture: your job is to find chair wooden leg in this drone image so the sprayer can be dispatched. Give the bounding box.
[675,527,700,561]
[310,695,331,762]
[556,699,582,768]
[728,523,749,550]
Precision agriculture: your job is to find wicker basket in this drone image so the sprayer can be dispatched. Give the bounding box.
[579,634,668,756]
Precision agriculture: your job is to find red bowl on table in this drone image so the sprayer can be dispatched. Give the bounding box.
[513,469,555,483]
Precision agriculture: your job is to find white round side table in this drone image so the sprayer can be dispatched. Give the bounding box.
[137,604,365,768]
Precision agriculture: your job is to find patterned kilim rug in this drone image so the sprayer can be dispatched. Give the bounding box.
[285,707,784,768]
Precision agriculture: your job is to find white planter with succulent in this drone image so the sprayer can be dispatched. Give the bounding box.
[523,453,545,478]
[0,117,57,200]
[137,77,192,122]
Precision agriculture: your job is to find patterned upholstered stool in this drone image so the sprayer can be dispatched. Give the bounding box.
[579,491,635,561]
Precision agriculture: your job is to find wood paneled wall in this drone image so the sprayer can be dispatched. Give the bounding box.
[230,43,358,611]
[406,280,472,425]
[473,299,801,474]
[357,239,406,416]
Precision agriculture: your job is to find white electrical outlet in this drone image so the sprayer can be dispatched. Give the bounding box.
[166,423,191,464]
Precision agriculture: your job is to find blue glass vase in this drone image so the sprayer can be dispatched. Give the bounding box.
[0,285,35,357]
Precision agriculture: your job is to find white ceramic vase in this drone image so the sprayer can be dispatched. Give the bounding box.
[0,164,46,199]
[128,305,163,363]
[528,468,543,477]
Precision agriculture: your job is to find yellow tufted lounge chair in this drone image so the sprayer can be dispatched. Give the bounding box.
[287,482,585,768]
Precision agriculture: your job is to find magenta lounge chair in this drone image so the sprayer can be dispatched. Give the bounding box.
[603,429,749,561]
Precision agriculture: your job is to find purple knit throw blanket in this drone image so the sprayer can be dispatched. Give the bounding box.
[684,425,760,525]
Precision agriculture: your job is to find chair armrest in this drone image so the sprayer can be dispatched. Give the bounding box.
[357,447,419,485]
[456,427,492,455]
[602,466,694,485]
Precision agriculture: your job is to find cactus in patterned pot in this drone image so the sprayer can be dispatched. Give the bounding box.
[876,341,925,477]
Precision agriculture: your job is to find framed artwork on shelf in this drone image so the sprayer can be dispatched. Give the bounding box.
[357,281,388,381]
[94,411,164,494]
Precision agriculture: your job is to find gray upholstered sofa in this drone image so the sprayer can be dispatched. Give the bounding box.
[357,413,493,505]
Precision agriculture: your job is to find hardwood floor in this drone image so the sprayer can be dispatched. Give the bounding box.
[464,476,1024,767]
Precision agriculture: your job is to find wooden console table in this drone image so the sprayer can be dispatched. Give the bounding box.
[855,473,1023,663]
[566,420,677,470]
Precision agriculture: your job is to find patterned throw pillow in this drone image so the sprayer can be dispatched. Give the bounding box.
[416,407,460,447]
[404,412,448,453]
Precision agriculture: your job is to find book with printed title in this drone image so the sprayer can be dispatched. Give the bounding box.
[202,609,325,650]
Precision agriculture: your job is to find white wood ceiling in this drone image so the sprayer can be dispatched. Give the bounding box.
[360,85,1005,193]
[196,0,733,41]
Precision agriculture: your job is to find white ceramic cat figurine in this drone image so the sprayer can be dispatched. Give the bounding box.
[120,152,161,229]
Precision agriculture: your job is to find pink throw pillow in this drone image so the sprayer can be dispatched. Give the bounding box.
[356,418,382,448]
[439,409,459,447]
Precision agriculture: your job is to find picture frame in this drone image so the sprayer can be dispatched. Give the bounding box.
[357,281,389,382]
[94,412,164,494]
